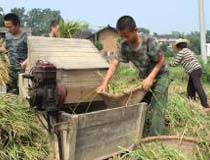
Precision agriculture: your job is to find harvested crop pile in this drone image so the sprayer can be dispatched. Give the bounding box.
[0,54,9,86]
[123,143,187,160]
[119,142,210,160]
[165,94,210,139]
[107,65,142,95]
[0,94,49,160]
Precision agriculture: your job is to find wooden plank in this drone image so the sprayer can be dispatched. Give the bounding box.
[73,103,147,160]
[58,70,104,83]
[57,70,104,103]
[28,36,92,43]
[37,56,105,60]
[62,87,101,104]
[31,43,94,48]
[30,41,94,45]
[32,43,98,51]
[60,113,78,160]
[76,118,137,146]
[18,73,29,98]
[30,43,95,47]
[28,37,94,48]
[136,103,148,141]
[27,37,109,70]
[36,113,59,160]
[77,104,141,129]
[32,51,99,55]
[30,57,108,70]
[76,135,134,160]
[31,47,98,52]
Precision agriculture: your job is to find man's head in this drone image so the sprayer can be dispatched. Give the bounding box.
[49,20,60,37]
[4,13,21,35]
[116,16,138,42]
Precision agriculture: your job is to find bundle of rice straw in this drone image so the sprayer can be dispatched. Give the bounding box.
[0,54,9,86]
[0,94,49,160]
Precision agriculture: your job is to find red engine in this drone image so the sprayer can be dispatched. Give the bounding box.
[23,60,67,111]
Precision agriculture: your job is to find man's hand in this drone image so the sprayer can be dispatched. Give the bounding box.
[0,47,7,54]
[96,83,107,93]
[142,77,154,91]
[20,62,26,70]
[96,58,119,94]
[0,42,7,54]
[20,59,28,70]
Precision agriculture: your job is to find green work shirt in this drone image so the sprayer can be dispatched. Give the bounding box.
[5,31,28,70]
[117,33,168,79]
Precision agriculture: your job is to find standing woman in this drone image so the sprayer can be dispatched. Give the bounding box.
[170,39,210,113]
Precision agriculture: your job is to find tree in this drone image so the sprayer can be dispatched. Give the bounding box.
[160,43,168,52]
[10,7,27,26]
[186,32,200,54]
[153,32,158,37]
[171,31,185,38]
[0,7,4,26]
[160,42,174,57]
[26,8,63,35]
[94,41,103,51]
[139,27,150,34]
[206,30,210,43]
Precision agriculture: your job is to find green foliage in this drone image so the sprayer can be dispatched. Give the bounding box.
[206,30,210,43]
[199,59,210,82]
[1,7,63,35]
[171,31,185,38]
[94,41,103,51]
[0,7,4,27]
[160,43,168,52]
[169,65,187,82]
[160,43,174,57]
[26,8,63,35]
[186,32,200,54]
[166,93,210,138]
[139,27,150,34]
[59,20,89,38]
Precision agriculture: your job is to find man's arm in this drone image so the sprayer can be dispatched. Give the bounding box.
[143,37,166,91]
[20,58,28,70]
[143,53,165,91]
[170,52,182,67]
[96,58,119,93]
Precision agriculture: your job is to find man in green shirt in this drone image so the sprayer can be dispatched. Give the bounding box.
[96,16,170,136]
[0,13,28,94]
